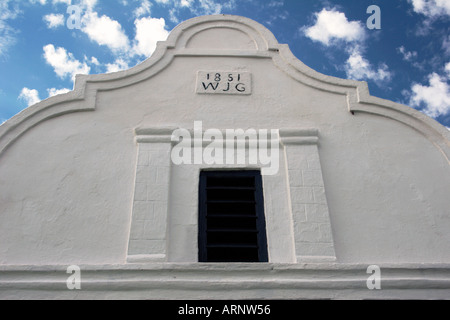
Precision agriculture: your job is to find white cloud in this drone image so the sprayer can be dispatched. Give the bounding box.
[0,0,20,57]
[409,0,450,17]
[409,72,450,118]
[82,11,130,52]
[132,17,169,57]
[134,0,152,17]
[47,87,71,97]
[162,0,232,15]
[30,0,72,5]
[168,8,179,23]
[180,0,193,7]
[445,62,450,76]
[345,49,392,83]
[105,58,129,73]
[43,44,90,80]
[43,13,65,28]
[304,8,365,46]
[19,88,41,107]
[90,56,100,65]
[397,46,418,62]
[80,0,97,10]
[29,0,47,4]
[196,0,223,14]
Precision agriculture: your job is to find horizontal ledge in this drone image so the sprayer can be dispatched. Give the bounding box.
[127,254,166,264]
[174,49,274,58]
[2,262,450,273]
[297,256,337,263]
[279,128,319,137]
[136,127,320,146]
[135,127,178,136]
[136,136,173,144]
[280,137,319,146]
[137,128,318,137]
[2,279,450,291]
[136,138,280,144]
[1,263,450,299]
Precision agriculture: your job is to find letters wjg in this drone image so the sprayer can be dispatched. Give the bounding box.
[196,71,252,95]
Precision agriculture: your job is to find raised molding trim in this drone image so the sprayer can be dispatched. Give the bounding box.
[1,263,449,299]
[0,14,448,162]
[280,129,337,263]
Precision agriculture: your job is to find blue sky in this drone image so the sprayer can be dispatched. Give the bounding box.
[1,0,449,128]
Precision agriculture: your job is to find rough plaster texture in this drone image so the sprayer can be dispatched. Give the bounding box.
[0,15,449,299]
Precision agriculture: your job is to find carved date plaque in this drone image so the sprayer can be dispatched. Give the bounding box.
[196,71,252,95]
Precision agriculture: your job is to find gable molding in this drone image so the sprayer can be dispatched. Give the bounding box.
[0,14,448,162]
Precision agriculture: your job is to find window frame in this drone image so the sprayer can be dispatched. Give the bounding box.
[198,170,269,263]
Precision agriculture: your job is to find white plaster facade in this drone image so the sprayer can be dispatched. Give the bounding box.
[0,15,449,299]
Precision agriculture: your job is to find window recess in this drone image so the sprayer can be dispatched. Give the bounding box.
[198,170,269,263]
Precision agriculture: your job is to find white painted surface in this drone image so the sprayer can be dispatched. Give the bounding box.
[0,263,449,300]
[0,15,449,299]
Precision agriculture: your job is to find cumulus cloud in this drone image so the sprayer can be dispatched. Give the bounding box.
[43,13,65,28]
[43,44,90,80]
[105,58,129,73]
[47,87,71,97]
[303,8,391,87]
[18,86,72,108]
[180,0,193,7]
[303,8,365,46]
[151,0,233,22]
[19,88,41,107]
[345,48,392,83]
[90,56,100,65]
[0,0,20,57]
[409,0,450,17]
[132,17,169,57]
[82,11,130,52]
[134,0,152,17]
[397,46,418,62]
[80,0,97,10]
[30,0,72,4]
[409,72,450,118]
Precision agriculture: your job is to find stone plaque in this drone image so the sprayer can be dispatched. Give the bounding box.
[196,71,252,95]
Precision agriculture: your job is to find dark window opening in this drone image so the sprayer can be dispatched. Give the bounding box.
[198,170,269,263]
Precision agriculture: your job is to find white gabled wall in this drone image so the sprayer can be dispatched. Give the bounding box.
[0,15,448,269]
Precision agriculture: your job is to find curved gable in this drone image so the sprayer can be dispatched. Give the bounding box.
[0,14,448,161]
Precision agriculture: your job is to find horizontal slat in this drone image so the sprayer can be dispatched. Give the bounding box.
[206,187,255,190]
[207,229,258,233]
[206,244,259,248]
[206,200,256,204]
[206,214,257,218]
